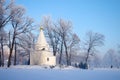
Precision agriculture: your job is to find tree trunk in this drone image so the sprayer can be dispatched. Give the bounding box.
[28,43,31,65]
[1,41,4,67]
[7,34,15,67]
[64,40,69,66]
[0,37,4,67]
[69,53,71,66]
[53,45,56,56]
[53,50,56,56]
[85,54,89,64]
[27,48,30,65]
[53,41,58,56]
[85,47,91,64]
[59,41,63,66]
[14,40,17,65]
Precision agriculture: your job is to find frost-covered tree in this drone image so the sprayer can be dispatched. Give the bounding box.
[7,5,34,67]
[103,49,119,68]
[0,28,7,66]
[0,0,13,29]
[67,33,80,65]
[42,16,60,56]
[17,32,36,65]
[84,31,105,66]
[0,0,14,67]
[41,16,80,66]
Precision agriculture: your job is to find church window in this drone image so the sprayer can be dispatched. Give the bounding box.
[41,48,45,50]
[47,58,49,61]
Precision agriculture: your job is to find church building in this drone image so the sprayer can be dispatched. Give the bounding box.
[30,27,56,66]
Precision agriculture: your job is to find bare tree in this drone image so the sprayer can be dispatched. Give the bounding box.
[41,16,65,66]
[0,0,14,67]
[58,19,72,66]
[42,16,60,56]
[0,0,13,29]
[103,49,119,68]
[0,28,7,66]
[67,33,80,65]
[17,32,36,65]
[13,39,17,65]
[7,5,34,67]
[84,31,104,66]
[41,16,80,66]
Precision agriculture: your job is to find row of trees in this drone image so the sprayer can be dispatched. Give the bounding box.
[0,0,105,67]
[70,47,120,68]
[41,16,105,67]
[1,0,119,68]
[42,16,120,68]
[41,16,80,66]
[0,0,34,67]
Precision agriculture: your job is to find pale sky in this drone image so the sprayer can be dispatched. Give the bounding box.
[16,0,120,54]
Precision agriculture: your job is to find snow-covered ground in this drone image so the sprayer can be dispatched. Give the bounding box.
[0,65,120,80]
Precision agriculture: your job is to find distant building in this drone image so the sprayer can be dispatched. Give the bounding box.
[30,27,56,66]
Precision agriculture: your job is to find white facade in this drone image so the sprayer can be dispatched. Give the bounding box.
[30,27,56,66]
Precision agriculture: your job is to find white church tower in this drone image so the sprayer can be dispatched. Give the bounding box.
[30,27,56,66]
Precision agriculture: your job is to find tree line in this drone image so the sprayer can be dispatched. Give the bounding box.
[0,0,34,67]
[42,16,120,68]
[41,16,105,68]
[0,0,120,68]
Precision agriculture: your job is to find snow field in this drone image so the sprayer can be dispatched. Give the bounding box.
[0,65,120,80]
